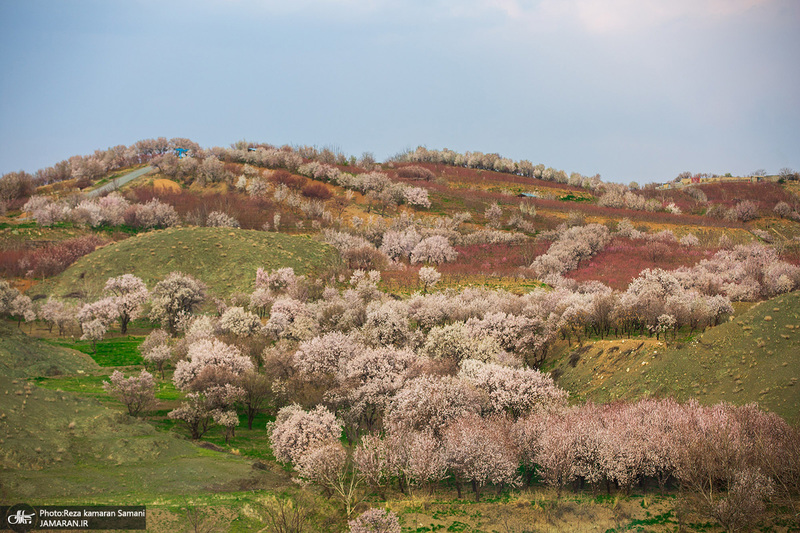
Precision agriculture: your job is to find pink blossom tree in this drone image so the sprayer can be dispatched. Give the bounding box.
[335,346,415,435]
[421,322,504,364]
[729,200,759,222]
[403,186,431,209]
[484,202,503,228]
[206,211,240,228]
[10,294,35,328]
[534,409,578,497]
[77,296,120,331]
[379,228,422,260]
[385,429,448,496]
[268,404,343,464]
[103,370,156,416]
[353,433,390,498]
[384,376,481,439]
[168,392,216,440]
[444,413,520,501]
[293,441,364,518]
[173,338,254,390]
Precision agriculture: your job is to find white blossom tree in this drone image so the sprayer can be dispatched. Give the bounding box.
[219,306,261,337]
[149,272,207,334]
[104,274,148,334]
[418,266,441,293]
[410,236,458,264]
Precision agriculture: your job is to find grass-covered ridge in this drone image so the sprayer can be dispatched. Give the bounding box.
[0,321,99,378]
[551,291,800,424]
[31,226,340,299]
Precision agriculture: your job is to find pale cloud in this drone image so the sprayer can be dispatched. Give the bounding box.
[212,0,390,16]
[472,0,774,33]
[200,0,778,30]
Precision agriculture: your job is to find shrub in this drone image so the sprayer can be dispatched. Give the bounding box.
[774,201,792,218]
[343,246,389,271]
[729,200,758,222]
[397,166,435,181]
[679,234,700,247]
[403,186,431,208]
[349,509,401,533]
[206,211,240,228]
[301,182,333,200]
[270,170,306,190]
[1,234,106,278]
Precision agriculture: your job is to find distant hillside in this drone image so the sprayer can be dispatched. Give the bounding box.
[30,226,339,299]
[550,291,800,424]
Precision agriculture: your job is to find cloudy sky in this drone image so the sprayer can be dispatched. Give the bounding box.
[1,0,798,183]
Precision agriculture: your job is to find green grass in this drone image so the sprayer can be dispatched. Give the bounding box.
[0,221,37,229]
[33,374,113,399]
[30,226,341,299]
[48,336,145,366]
[551,291,800,424]
[559,193,593,202]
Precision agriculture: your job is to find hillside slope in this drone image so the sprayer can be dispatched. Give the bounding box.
[0,321,284,502]
[30,226,339,299]
[551,291,800,424]
[0,321,99,378]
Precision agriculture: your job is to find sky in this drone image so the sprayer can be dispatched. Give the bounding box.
[1,0,798,184]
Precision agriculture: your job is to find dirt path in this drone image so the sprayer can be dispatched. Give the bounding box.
[86,165,153,197]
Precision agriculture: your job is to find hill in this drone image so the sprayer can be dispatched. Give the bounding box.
[30,226,339,300]
[549,291,800,424]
